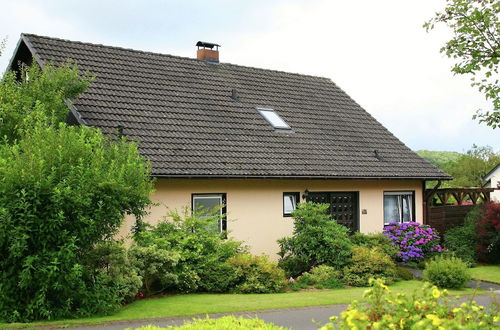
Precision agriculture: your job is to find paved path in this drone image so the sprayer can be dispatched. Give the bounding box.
[64,292,499,330]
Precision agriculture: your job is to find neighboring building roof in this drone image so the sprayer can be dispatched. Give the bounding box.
[10,34,451,180]
[484,163,500,182]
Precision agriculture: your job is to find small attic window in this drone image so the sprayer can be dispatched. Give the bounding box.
[257,108,291,130]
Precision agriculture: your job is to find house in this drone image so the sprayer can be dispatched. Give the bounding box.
[8,34,451,258]
[483,164,500,202]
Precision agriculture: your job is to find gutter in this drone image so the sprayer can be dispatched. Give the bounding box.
[152,174,453,181]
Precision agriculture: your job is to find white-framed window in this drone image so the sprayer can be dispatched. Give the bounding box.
[283,192,300,217]
[257,108,291,130]
[384,191,414,225]
[192,193,226,232]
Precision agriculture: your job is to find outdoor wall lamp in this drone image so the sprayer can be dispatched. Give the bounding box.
[302,189,309,200]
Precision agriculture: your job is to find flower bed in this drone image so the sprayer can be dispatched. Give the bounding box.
[383,222,443,264]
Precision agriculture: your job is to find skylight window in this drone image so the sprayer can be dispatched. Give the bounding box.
[257,108,291,130]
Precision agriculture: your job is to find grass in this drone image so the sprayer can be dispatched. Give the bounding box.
[470,265,500,284]
[2,280,482,329]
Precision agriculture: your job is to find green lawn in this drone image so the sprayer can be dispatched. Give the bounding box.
[470,265,500,284]
[2,281,481,329]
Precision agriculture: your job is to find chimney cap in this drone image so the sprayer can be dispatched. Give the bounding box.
[196,41,220,49]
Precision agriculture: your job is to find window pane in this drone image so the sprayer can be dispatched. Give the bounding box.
[401,195,412,222]
[284,194,297,215]
[384,195,400,224]
[258,109,290,129]
[193,196,222,217]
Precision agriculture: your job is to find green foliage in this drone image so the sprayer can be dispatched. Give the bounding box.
[421,145,500,189]
[84,241,142,304]
[395,266,414,281]
[342,246,398,287]
[278,202,353,277]
[0,61,91,143]
[294,265,343,290]
[349,232,399,259]
[425,0,499,128]
[131,209,243,294]
[444,207,480,265]
[229,253,287,294]
[0,125,153,322]
[320,278,499,329]
[423,255,471,289]
[416,150,462,169]
[133,316,286,330]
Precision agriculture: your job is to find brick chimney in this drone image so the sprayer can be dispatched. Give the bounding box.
[196,41,220,63]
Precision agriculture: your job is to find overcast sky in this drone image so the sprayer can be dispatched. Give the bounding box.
[1,0,498,152]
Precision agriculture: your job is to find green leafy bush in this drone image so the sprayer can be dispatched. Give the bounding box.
[229,253,287,293]
[132,209,243,294]
[342,246,397,287]
[320,278,499,329]
[0,61,91,143]
[444,207,480,266]
[423,255,471,289]
[349,232,399,259]
[133,316,286,329]
[395,266,414,281]
[0,125,153,322]
[278,202,352,277]
[85,241,142,303]
[295,265,343,290]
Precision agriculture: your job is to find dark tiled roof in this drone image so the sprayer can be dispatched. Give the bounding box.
[18,34,451,179]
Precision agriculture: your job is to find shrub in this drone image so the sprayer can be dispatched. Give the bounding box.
[395,266,414,281]
[342,246,398,287]
[295,265,343,289]
[444,207,480,266]
[320,278,499,330]
[131,209,243,294]
[0,125,153,322]
[229,253,287,293]
[134,316,286,329]
[277,202,353,277]
[476,202,500,264]
[423,255,471,289]
[84,241,142,304]
[383,222,443,264]
[349,232,399,259]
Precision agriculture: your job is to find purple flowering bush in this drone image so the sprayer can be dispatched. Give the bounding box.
[383,222,443,264]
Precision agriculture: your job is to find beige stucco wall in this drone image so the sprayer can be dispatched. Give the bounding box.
[119,178,423,260]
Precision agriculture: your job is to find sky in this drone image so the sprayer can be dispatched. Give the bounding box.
[0,0,498,153]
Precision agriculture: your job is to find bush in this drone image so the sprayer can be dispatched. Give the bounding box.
[423,255,471,289]
[277,202,353,277]
[342,246,398,287]
[444,207,480,266]
[320,278,498,329]
[383,222,443,264]
[229,254,287,293]
[131,209,243,294]
[476,202,500,264]
[0,125,153,322]
[395,266,414,281]
[134,316,286,329]
[85,241,142,304]
[295,265,343,289]
[349,232,399,259]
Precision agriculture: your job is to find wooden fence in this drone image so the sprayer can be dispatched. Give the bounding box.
[424,187,495,237]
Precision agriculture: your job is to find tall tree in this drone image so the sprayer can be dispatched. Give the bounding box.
[425,0,499,128]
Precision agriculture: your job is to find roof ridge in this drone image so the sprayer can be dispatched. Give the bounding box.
[21,33,331,81]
